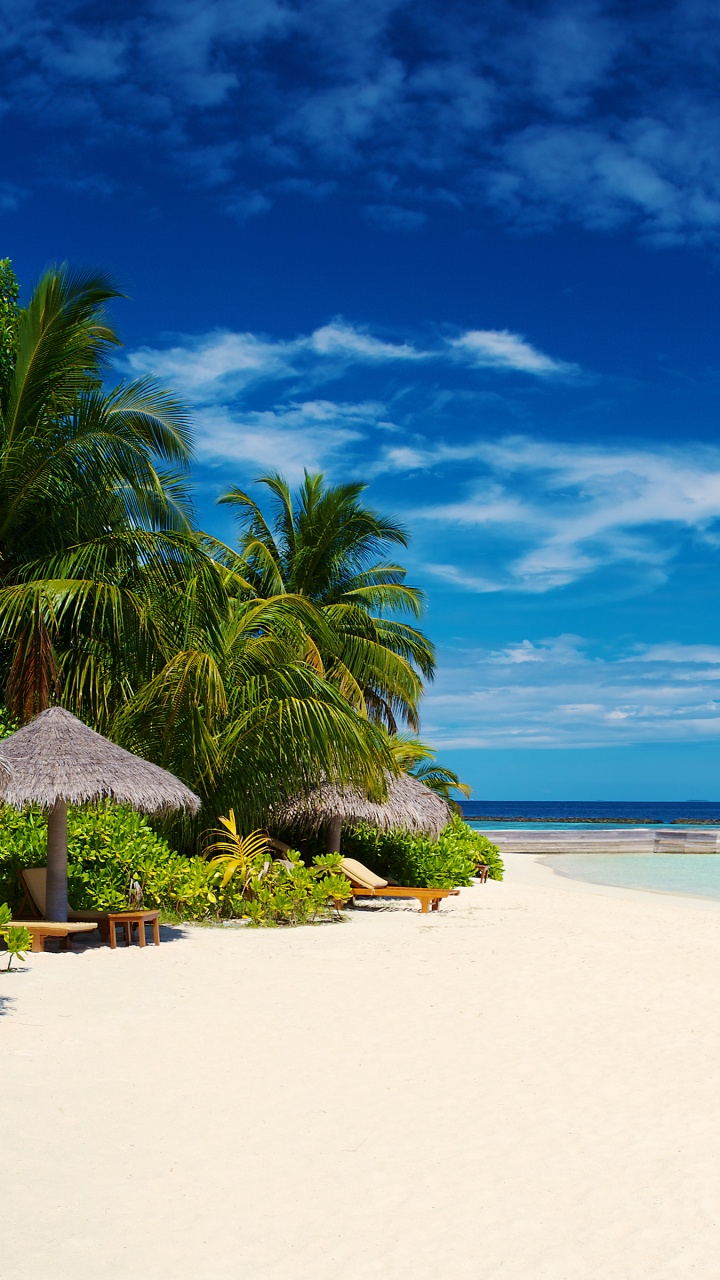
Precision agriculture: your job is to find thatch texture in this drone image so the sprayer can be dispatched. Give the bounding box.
[0,707,200,814]
[273,771,452,840]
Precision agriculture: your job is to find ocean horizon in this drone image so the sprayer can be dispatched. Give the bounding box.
[460,800,720,826]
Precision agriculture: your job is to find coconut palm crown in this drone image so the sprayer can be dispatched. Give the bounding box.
[218,471,436,731]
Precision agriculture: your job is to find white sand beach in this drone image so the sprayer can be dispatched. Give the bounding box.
[5,856,720,1280]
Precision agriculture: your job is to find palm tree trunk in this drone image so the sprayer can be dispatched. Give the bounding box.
[46,800,68,921]
[326,814,343,854]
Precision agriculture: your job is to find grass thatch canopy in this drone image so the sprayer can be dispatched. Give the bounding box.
[0,707,200,814]
[273,771,452,841]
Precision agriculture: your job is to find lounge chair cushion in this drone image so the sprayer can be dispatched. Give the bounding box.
[340,858,388,889]
[20,867,108,924]
[22,867,47,915]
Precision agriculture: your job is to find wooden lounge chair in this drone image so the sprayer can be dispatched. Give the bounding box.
[18,867,112,943]
[340,857,460,914]
[10,920,98,953]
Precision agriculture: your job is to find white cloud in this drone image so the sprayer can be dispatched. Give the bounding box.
[412,436,720,592]
[226,189,272,221]
[424,563,503,594]
[194,399,374,482]
[125,320,571,404]
[422,635,720,749]
[7,2,720,247]
[126,331,296,398]
[634,644,720,665]
[449,329,578,376]
[307,322,424,362]
[486,636,587,665]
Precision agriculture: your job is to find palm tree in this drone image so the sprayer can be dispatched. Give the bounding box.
[0,269,395,829]
[109,573,396,839]
[0,262,197,721]
[0,265,401,840]
[218,471,436,732]
[385,731,471,814]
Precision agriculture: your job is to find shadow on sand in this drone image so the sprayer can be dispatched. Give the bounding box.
[36,922,188,953]
[0,989,18,1015]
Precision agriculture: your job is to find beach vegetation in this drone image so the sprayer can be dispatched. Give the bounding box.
[204,812,352,924]
[0,902,32,970]
[385,732,471,812]
[204,813,271,892]
[339,815,503,889]
[232,854,352,926]
[0,803,204,915]
[0,802,353,926]
[218,470,436,732]
[0,264,399,836]
[0,261,471,916]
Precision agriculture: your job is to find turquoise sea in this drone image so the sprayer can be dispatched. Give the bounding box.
[541,853,720,902]
[463,805,720,901]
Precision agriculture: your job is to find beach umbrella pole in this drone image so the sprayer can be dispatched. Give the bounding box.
[46,799,69,922]
[326,815,343,855]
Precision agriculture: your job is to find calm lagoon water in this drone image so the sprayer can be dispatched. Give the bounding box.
[543,854,720,902]
[462,803,720,901]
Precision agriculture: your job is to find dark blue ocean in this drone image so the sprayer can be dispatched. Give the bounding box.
[459,800,720,825]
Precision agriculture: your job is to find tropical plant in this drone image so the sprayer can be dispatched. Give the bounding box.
[0,803,196,915]
[0,260,200,723]
[203,811,352,924]
[0,801,353,926]
[436,815,504,880]
[0,902,32,971]
[110,584,397,837]
[233,851,352,926]
[0,259,19,396]
[0,266,395,840]
[205,813,271,892]
[385,732,471,812]
[340,815,503,889]
[217,471,436,731]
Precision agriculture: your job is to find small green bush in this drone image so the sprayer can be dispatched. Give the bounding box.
[340,815,503,889]
[437,817,504,881]
[233,855,352,927]
[204,814,352,925]
[0,902,32,970]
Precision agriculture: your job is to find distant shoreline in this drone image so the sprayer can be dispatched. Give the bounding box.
[465,815,720,825]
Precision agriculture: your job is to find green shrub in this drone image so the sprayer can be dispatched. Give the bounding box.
[341,815,503,888]
[233,856,352,927]
[0,803,216,917]
[437,817,504,881]
[204,813,352,925]
[0,803,350,926]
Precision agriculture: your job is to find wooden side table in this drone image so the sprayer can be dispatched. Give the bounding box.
[107,910,161,949]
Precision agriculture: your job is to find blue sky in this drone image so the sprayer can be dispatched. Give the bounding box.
[4,0,720,799]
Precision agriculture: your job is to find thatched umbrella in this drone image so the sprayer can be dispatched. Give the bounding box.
[273,771,452,853]
[0,707,200,921]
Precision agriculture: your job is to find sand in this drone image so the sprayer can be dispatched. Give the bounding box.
[4,856,720,1280]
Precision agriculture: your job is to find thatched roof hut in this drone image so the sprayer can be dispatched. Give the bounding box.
[0,707,200,921]
[273,771,452,852]
[0,707,200,813]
